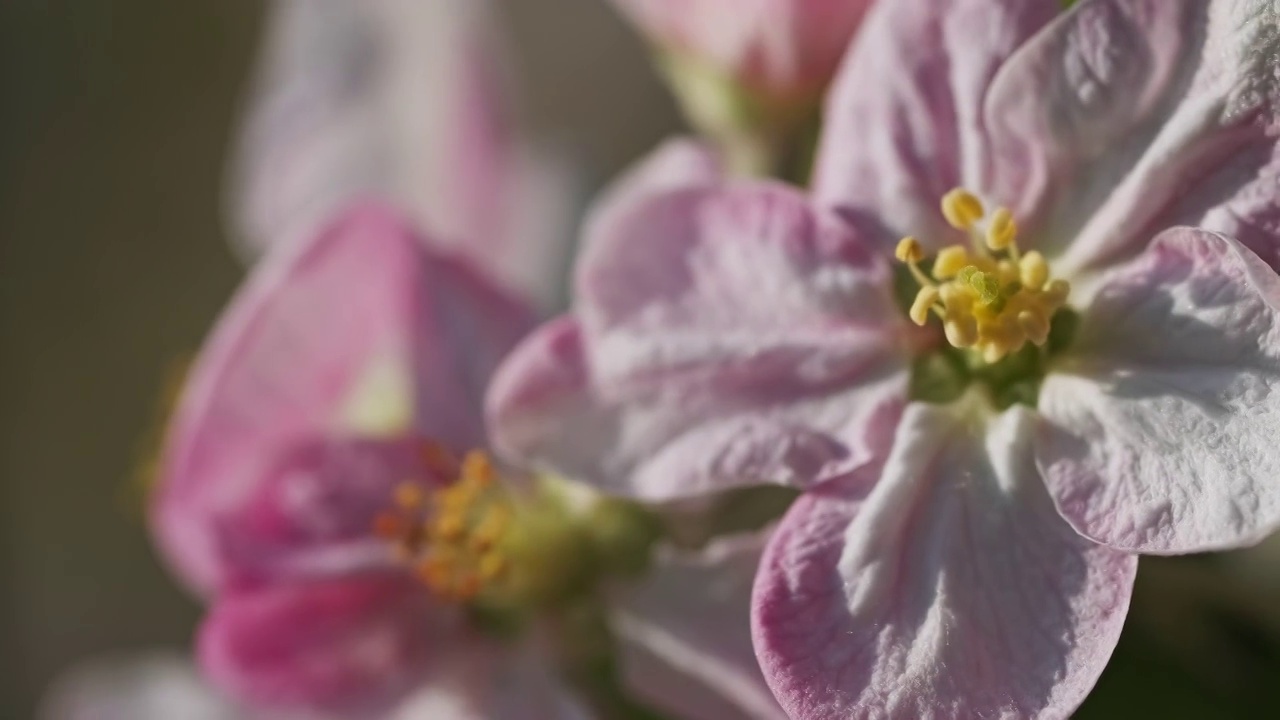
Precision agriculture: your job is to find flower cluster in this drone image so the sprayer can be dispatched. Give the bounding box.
[139,1,1280,719]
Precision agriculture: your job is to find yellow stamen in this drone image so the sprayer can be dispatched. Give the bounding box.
[941,189,985,231]
[374,447,522,606]
[895,236,924,263]
[394,482,425,510]
[985,208,1017,251]
[1020,251,1048,290]
[894,188,1071,361]
[461,450,495,487]
[479,552,507,581]
[933,246,970,280]
[910,286,940,326]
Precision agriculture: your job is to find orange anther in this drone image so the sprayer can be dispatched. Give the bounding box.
[479,552,507,581]
[394,482,425,510]
[461,451,495,487]
[419,440,458,477]
[372,512,407,540]
[433,513,466,542]
[454,575,482,601]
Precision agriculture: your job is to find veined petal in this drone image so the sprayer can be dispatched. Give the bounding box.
[489,184,909,501]
[812,0,1059,251]
[753,402,1135,720]
[1038,228,1280,553]
[154,205,533,593]
[985,0,1280,273]
[230,0,575,307]
[610,532,786,720]
[198,576,460,715]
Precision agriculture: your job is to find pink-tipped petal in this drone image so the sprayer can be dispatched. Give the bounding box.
[1038,228,1280,553]
[610,532,786,720]
[230,0,574,307]
[812,0,1059,251]
[985,1,1280,274]
[610,0,875,102]
[489,184,909,501]
[198,576,459,715]
[754,402,1135,720]
[154,205,533,593]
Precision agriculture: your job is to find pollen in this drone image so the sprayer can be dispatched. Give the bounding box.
[373,444,519,604]
[897,187,1070,363]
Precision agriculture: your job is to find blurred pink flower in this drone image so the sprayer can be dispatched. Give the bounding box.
[489,1,1280,717]
[229,0,577,310]
[609,0,876,104]
[152,204,782,720]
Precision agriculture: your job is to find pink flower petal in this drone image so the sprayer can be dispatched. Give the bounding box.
[610,532,786,720]
[610,0,875,101]
[230,0,575,307]
[812,0,1059,252]
[582,138,723,253]
[389,643,595,720]
[198,576,460,714]
[154,205,533,593]
[489,183,909,501]
[1038,227,1280,553]
[984,1,1280,274]
[754,403,1135,720]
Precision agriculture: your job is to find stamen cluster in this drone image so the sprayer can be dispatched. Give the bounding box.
[896,188,1070,363]
[373,444,513,603]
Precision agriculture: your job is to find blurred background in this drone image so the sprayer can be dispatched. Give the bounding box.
[3,2,1280,718]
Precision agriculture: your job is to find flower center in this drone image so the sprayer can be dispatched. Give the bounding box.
[373,445,519,604]
[896,188,1071,364]
[897,188,1077,408]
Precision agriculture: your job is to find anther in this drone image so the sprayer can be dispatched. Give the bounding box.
[479,552,507,581]
[394,482,425,510]
[373,512,408,541]
[941,189,985,231]
[895,237,924,263]
[419,440,458,478]
[1018,311,1050,345]
[1044,279,1070,307]
[944,316,977,347]
[1019,252,1048,291]
[933,246,970,280]
[461,450,495,487]
[910,286,940,325]
[985,208,1017,251]
[433,514,466,543]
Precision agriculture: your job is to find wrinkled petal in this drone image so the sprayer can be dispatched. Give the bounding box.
[1038,228,1280,553]
[154,205,534,593]
[389,642,594,720]
[489,183,909,501]
[753,402,1135,720]
[813,0,1059,251]
[39,653,281,720]
[610,0,875,100]
[230,0,576,307]
[985,0,1280,273]
[611,532,786,720]
[198,576,459,715]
